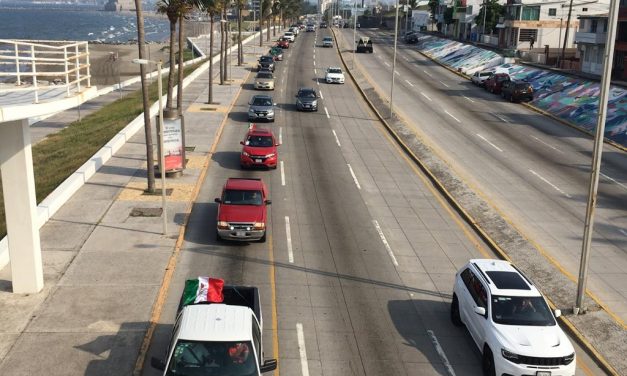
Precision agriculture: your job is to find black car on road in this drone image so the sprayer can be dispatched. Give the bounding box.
[295,87,319,111]
[257,55,275,72]
[501,80,534,102]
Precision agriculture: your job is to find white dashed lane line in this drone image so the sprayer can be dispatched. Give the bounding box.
[423,70,433,78]
[421,92,432,101]
[405,80,414,87]
[347,164,361,190]
[476,134,503,152]
[373,220,399,266]
[280,161,286,186]
[332,129,341,147]
[601,172,627,191]
[529,169,572,198]
[285,216,294,263]
[439,80,450,88]
[427,330,456,376]
[384,61,391,67]
[444,110,461,123]
[531,135,563,153]
[296,323,310,376]
[462,95,475,103]
[491,113,510,123]
[279,126,282,144]
[319,91,324,100]
[324,107,330,118]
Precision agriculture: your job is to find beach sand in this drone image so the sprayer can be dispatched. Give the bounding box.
[88,42,171,86]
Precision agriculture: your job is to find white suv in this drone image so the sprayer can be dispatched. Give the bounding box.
[452,259,576,376]
[325,67,345,84]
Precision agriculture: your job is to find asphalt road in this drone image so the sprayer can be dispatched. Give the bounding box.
[142,28,605,376]
[339,28,627,325]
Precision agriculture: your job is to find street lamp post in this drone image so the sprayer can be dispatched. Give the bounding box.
[132,58,167,235]
[353,2,357,69]
[390,0,400,118]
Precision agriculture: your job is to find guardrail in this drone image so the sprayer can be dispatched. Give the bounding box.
[0,39,91,103]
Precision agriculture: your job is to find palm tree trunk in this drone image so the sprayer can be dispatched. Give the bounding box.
[219,12,224,85]
[166,20,177,110]
[208,15,214,103]
[134,0,155,193]
[272,15,276,37]
[177,14,184,114]
[266,18,270,41]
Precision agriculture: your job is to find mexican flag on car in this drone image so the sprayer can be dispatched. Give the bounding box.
[182,277,224,306]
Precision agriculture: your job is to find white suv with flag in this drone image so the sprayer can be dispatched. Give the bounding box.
[452,260,576,376]
[151,277,278,375]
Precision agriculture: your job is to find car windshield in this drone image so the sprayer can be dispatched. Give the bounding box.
[515,83,530,89]
[257,73,273,79]
[285,32,293,36]
[259,56,273,63]
[166,340,257,376]
[328,68,342,74]
[298,90,316,98]
[491,295,556,326]
[246,135,274,147]
[223,189,263,206]
[251,97,272,106]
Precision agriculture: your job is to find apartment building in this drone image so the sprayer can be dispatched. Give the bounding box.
[575,14,608,75]
[617,0,627,79]
[498,0,609,50]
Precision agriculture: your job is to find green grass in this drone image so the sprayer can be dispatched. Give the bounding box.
[0,60,205,239]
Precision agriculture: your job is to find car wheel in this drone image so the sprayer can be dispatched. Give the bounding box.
[451,294,463,327]
[482,346,496,376]
[258,232,267,243]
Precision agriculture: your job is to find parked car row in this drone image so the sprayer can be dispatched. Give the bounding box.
[472,70,534,103]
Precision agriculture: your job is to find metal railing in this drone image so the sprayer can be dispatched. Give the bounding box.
[0,39,91,104]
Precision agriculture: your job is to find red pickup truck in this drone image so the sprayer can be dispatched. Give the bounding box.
[215,178,271,242]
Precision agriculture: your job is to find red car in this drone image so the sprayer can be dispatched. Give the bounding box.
[239,124,279,169]
[484,73,510,94]
[215,178,271,242]
[277,38,290,49]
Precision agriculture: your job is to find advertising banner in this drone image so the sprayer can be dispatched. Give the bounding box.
[163,117,184,172]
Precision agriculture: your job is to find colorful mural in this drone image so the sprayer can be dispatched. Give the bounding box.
[415,34,627,146]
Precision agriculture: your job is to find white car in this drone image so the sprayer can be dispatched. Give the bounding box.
[471,70,493,86]
[325,67,345,84]
[452,259,576,376]
[322,36,333,47]
[283,32,295,42]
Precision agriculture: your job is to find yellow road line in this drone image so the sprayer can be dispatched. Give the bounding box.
[267,231,280,376]
[132,67,250,376]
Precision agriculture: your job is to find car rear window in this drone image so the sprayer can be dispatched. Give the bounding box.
[223,189,263,205]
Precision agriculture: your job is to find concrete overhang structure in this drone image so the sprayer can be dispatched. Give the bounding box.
[0,39,97,294]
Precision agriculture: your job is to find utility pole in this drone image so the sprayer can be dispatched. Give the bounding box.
[260,0,263,47]
[560,0,574,66]
[574,0,620,314]
[390,0,400,118]
[482,0,487,37]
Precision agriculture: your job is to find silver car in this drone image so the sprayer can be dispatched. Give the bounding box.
[248,94,276,122]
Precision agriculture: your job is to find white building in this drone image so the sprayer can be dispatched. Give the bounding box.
[575,13,608,75]
[499,0,609,50]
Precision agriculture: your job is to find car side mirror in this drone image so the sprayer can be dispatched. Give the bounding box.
[240,141,244,145]
[276,143,281,146]
[260,359,278,373]
[214,198,221,203]
[265,199,272,205]
[151,357,166,371]
[554,309,562,318]
[474,306,486,317]
[274,103,277,106]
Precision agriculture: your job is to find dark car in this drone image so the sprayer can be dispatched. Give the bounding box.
[356,37,373,53]
[404,31,418,44]
[295,87,319,111]
[501,80,534,102]
[257,55,275,72]
[320,22,328,28]
[484,73,510,94]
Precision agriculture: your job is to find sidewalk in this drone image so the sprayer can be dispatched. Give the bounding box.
[0,37,275,375]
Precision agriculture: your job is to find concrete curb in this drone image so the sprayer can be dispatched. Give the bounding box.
[0,30,266,269]
[332,28,622,376]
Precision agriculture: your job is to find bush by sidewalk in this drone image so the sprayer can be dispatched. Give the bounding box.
[0,60,205,239]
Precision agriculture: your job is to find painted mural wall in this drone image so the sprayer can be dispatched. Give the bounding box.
[416,34,627,146]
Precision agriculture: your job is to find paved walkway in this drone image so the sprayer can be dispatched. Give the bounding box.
[0,38,274,375]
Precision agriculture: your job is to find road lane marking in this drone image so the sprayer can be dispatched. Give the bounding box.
[324,107,330,118]
[280,161,286,186]
[601,172,627,191]
[332,129,341,147]
[296,323,310,376]
[347,164,361,190]
[373,220,399,266]
[477,134,503,152]
[285,216,294,263]
[404,56,410,61]
[319,90,324,99]
[394,70,400,75]
[491,112,510,123]
[317,80,320,86]
[279,126,283,144]
[423,70,433,77]
[531,135,563,153]
[439,80,450,88]
[384,61,391,67]
[529,169,572,198]
[462,95,475,103]
[427,330,456,376]
[444,110,461,123]
[619,229,627,237]
[405,80,414,87]
[421,92,432,101]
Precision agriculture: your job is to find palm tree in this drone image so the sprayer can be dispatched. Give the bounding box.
[133,0,155,193]
[156,0,185,110]
[263,0,272,42]
[197,0,220,103]
[177,1,196,114]
[236,0,244,65]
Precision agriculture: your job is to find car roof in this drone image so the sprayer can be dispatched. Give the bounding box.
[468,259,541,297]
[178,304,253,342]
[225,178,264,190]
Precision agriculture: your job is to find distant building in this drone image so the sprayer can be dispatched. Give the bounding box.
[575,14,608,75]
[104,0,135,11]
[616,0,627,79]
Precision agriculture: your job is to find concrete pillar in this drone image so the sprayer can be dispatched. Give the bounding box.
[0,119,43,293]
